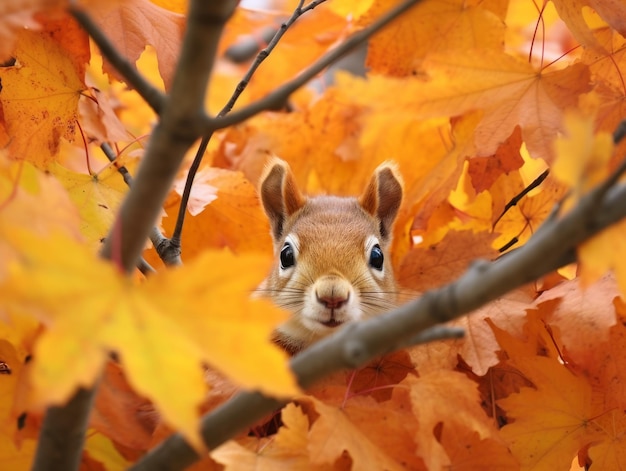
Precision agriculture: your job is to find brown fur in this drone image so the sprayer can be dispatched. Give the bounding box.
[257,158,403,354]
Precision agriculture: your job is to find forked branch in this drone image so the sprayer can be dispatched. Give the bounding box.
[31,1,239,470]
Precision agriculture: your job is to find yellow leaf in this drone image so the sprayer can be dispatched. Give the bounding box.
[498,357,602,470]
[553,111,614,196]
[51,162,127,248]
[362,0,506,76]
[0,340,35,471]
[493,321,605,470]
[0,16,88,168]
[0,230,297,449]
[0,151,82,281]
[578,220,626,296]
[84,431,131,471]
[211,404,318,470]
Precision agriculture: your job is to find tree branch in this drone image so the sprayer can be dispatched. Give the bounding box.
[68,3,166,114]
[32,2,238,470]
[167,0,329,265]
[31,387,98,471]
[203,0,424,131]
[99,0,237,271]
[131,154,626,469]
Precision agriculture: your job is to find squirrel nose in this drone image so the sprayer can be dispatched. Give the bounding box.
[316,293,349,309]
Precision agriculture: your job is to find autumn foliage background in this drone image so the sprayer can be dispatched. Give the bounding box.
[1,0,626,469]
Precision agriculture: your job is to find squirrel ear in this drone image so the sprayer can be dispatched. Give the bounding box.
[259,157,306,240]
[359,162,403,240]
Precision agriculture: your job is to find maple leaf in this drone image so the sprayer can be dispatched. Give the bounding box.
[582,305,626,468]
[552,0,626,51]
[362,0,506,76]
[440,428,519,470]
[581,30,626,170]
[348,350,415,402]
[467,126,525,194]
[338,50,591,162]
[90,362,156,450]
[0,0,66,62]
[454,292,534,376]
[0,152,82,281]
[492,321,605,470]
[78,85,131,144]
[492,177,568,251]
[339,392,426,470]
[399,230,500,292]
[0,230,297,449]
[0,15,88,167]
[83,0,185,90]
[211,403,321,471]
[498,359,602,470]
[303,396,405,471]
[551,111,626,295]
[534,275,619,371]
[160,167,272,258]
[406,372,498,470]
[240,5,350,102]
[51,163,128,248]
[553,111,614,198]
[0,339,36,471]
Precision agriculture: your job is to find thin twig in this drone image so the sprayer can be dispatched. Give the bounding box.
[169,0,328,256]
[100,143,157,274]
[100,142,133,186]
[204,0,424,131]
[220,0,327,116]
[68,3,166,114]
[493,169,550,229]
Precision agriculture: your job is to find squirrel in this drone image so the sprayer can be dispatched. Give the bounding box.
[257,158,404,354]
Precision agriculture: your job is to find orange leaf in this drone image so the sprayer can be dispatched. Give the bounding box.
[84,0,185,90]
[405,372,497,470]
[0,230,296,449]
[535,275,619,370]
[160,168,271,257]
[0,339,35,471]
[0,15,88,167]
[467,126,524,193]
[362,0,506,76]
[492,320,605,470]
[552,0,626,50]
[498,357,603,470]
[0,0,66,62]
[440,428,519,471]
[398,230,500,292]
[211,403,321,471]
[553,111,614,197]
[303,396,405,471]
[348,350,415,402]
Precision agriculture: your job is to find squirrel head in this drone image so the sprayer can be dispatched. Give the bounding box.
[257,158,403,354]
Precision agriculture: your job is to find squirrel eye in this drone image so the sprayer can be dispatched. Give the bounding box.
[369,244,384,270]
[280,242,295,269]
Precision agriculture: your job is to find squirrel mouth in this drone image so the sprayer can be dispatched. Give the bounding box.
[321,319,343,328]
